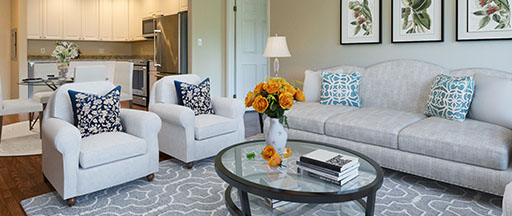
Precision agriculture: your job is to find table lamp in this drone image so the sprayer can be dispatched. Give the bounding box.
[263,34,291,77]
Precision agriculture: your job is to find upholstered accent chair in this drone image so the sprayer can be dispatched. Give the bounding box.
[149,74,245,168]
[42,81,161,206]
[505,182,512,216]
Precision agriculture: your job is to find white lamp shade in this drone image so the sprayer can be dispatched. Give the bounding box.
[263,36,291,58]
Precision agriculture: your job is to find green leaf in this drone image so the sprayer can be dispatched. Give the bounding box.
[362,24,368,31]
[495,23,506,29]
[351,21,358,25]
[479,16,491,29]
[412,0,432,11]
[246,153,256,160]
[473,11,486,16]
[414,12,431,30]
[354,25,361,35]
[493,14,501,23]
[363,0,368,7]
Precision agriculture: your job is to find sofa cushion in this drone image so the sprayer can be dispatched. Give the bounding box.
[325,108,425,149]
[80,132,147,169]
[195,115,237,140]
[286,102,358,134]
[399,117,512,170]
[320,71,362,107]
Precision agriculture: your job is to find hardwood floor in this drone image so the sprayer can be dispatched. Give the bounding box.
[0,102,261,215]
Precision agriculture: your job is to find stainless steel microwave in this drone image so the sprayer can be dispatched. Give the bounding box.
[142,17,158,38]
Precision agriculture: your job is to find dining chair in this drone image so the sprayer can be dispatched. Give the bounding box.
[31,63,59,130]
[114,62,134,108]
[0,79,43,142]
[74,65,107,83]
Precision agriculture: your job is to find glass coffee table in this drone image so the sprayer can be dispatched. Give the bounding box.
[215,140,383,216]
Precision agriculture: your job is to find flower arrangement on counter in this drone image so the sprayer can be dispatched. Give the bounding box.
[52,41,80,63]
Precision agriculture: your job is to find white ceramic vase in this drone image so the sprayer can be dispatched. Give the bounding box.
[265,118,287,154]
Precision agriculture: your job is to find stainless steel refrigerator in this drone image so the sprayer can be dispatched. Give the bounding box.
[153,12,188,74]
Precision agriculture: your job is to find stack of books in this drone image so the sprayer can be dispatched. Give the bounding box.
[297,149,359,186]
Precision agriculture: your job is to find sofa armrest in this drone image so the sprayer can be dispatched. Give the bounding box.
[505,182,512,216]
[149,103,195,128]
[42,118,81,154]
[120,109,162,139]
[211,97,245,119]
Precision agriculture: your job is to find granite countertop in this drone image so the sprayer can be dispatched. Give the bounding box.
[28,55,153,62]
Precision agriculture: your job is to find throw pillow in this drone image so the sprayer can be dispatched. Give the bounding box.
[68,86,123,138]
[320,71,362,107]
[424,74,475,122]
[468,74,512,129]
[174,78,215,115]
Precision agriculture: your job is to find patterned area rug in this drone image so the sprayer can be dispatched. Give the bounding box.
[21,157,503,216]
[0,121,41,156]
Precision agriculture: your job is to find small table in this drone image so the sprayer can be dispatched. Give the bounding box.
[215,140,383,216]
[18,79,71,91]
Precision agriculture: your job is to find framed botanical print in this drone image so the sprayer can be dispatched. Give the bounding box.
[392,0,444,43]
[340,0,382,45]
[457,0,512,41]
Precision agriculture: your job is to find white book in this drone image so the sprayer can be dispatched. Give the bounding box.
[300,149,359,173]
[298,164,359,181]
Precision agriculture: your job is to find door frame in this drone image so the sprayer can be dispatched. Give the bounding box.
[225,0,271,99]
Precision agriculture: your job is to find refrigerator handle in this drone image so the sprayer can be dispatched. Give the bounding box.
[178,14,181,74]
[153,29,162,67]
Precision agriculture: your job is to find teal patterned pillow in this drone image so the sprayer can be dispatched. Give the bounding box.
[425,74,475,122]
[320,71,362,107]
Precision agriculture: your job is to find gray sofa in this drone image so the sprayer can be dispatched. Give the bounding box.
[271,60,512,196]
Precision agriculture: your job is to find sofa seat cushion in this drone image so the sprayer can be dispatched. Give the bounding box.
[80,132,147,169]
[325,108,425,149]
[399,117,512,170]
[286,102,358,134]
[195,115,237,140]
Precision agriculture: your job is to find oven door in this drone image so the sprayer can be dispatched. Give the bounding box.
[132,67,147,96]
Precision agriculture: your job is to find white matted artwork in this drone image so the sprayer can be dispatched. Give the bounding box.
[340,0,382,44]
[392,0,444,43]
[457,0,512,41]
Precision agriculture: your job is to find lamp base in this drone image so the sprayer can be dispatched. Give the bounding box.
[273,57,280,77]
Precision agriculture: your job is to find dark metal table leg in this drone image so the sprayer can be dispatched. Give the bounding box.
[366,191,376,216]
[238,190,252,216]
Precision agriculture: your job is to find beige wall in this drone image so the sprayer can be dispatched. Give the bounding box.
[1,0,12,100]
[28,40,133,56]
[11,0,26,99]
[189,0,226,97]
[270,0,512,83]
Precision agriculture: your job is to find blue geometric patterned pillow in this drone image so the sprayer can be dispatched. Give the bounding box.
[320,71,362,107]
[174,78,215,115]
[68,86,123,138]
[425,74,475,122]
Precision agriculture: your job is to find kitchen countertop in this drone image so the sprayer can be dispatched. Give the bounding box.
[28,55,153,62]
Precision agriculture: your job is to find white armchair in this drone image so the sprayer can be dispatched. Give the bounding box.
[42,81,161,206]
[149,74,245,168]
[505,182,512,216]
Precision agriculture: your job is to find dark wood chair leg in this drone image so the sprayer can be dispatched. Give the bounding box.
[128,100,133,109]
[66,197,77,207]
[146,173,155,182]
[0,116,3,142]
[29,112,34,130]
[39,111,43,139]
[186,162,194,169]
[43,175,49,183]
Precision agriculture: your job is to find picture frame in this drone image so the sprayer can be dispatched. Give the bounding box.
[340,0,382,45]
[456,0,512,41]
[392,0,444,43]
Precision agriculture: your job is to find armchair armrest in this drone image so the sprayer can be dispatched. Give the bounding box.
[149,103,195,128]
[42,118,81,154]
[120,109,162,139]
[505,182,512,216]
[211,97,245,119]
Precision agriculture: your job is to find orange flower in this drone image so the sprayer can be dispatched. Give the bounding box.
[254,82,265,95]
[245,91,256,107]
[262,145,276,160]
[279,92,294,109]
[280,82,296,95]
[253,96,269,113]
[267,152,282,167]
[294,89,306,102]
[264,79,281,94]
[283,148,292,158]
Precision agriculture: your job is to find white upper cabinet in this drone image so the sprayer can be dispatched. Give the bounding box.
[179,0,187,12]
[162,0,179,15]
[113,0,129,41]
[81,0,100,40]
[27,0,43,39]
[99,0,113,40]
[63,0,82,40]
[43,0,63,39]
[143,0,162,17]
[129,0,144,41]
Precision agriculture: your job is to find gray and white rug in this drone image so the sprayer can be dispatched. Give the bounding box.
[21,158,503,216]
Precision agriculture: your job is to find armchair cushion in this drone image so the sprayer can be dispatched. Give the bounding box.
[68,86,123,138]
[195,115,237,140]
[79,132,146,169]
[174,78,215,115]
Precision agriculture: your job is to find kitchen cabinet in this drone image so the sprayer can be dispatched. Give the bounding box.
[179,0,187,12]
[43,0,63,40]
[129,0,145,41]
[143,0,162,17]
[81,0,100,40]
[113,0,130,41]
[99,0,113,40]
[27,0,43,39]
[162,0,179,15]
[62,0,82,40]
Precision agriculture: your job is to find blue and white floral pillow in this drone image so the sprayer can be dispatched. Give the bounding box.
[174,78,215,115]
[320,71,362,107]
[425,74,475,122]
[68,86,123,138]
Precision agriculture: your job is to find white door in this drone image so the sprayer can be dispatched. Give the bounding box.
[43,0,63,39]
[27,0,43,39]
[62,0,82,40]
[99,0,113,41]
[82,0,100,40]
[234,0,267,99]
[113,0,129,41]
